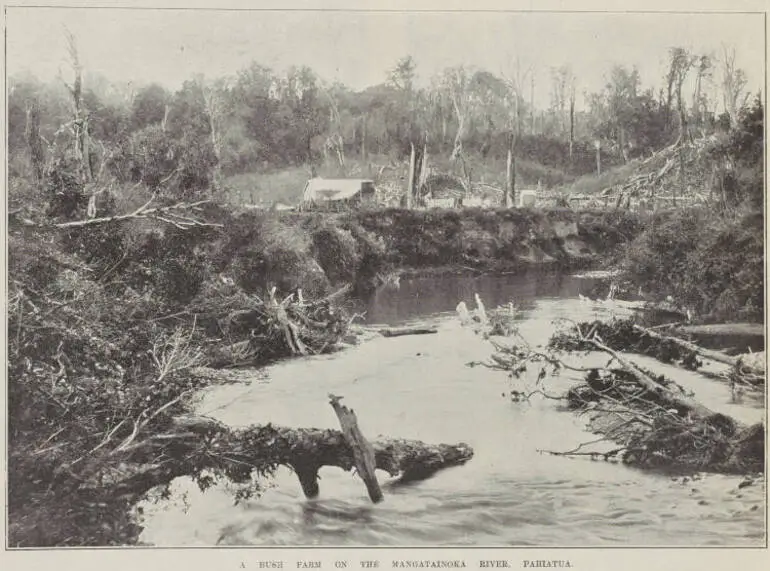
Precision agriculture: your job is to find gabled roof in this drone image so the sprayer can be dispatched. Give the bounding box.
[302,178,375,202]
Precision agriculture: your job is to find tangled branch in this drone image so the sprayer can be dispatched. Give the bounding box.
[52,196,223,229]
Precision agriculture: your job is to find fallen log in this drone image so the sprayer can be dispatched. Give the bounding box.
[553,322,763,472]
[479,306,763,474]
[632,324,740,369]
[380,326,438,338]
[584,334,715,419]
[86,415,474,502]
[677,323,765,354]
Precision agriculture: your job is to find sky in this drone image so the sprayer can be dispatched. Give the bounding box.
[5,7,766,111]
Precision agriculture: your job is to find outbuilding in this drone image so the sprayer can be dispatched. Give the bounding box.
[300,178,377,210]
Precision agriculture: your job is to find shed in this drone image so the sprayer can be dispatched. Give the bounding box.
[301,178,376,209]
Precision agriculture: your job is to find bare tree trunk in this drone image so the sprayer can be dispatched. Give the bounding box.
[675,82,689,208]
[460,154,472,201]
[201,83,224,191]
[451,114,465,161]
[530,75,535,134]
[619,124,628,163]
[505,143,513,208]
[406,143,416,209]
[361,115,367,161]
[418,138,428,192]
[677,147,684,209]
[569,95,575,164]
[511,149,517,208]
[693,71,702,133]
[64,32,93,183]
[25,101,45,184]
[596,142,602,176]
[441,113,448,150]
[161,104,170,133]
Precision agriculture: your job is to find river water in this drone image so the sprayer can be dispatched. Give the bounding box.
[138,272,766,547]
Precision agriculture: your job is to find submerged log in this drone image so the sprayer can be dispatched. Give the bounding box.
[380,326,438,338]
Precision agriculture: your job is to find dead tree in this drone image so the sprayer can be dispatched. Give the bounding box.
[25,99,45,184]
[198,77,228,191]
[720,45,749,129]
[62,30,93,183]
[442,67,477,196]
[502,68,529,208]
[668,48,697,207]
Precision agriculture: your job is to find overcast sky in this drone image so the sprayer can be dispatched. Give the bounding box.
[5,7,765,110]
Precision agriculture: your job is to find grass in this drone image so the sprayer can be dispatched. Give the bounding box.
[221,151,582,208]
[222,167,311,207]
[560,158,644,196]
[221,154,396,207]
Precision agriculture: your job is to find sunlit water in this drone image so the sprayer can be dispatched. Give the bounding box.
[139,272,766,547]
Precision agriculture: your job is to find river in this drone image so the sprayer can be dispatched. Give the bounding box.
[138,271,766,547]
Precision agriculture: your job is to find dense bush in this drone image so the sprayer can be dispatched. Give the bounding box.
[619,99,764,323]
[622,208,763,322]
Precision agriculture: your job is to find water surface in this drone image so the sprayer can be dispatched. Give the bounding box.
[139,272,766,546]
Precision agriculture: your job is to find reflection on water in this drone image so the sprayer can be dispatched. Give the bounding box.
[361,270,593,325]
[139,272,766,547]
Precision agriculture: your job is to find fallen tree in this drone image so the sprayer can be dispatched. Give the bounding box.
[552,317,764,379]
[380,326,439,338]
[80,410,474,503]
[468,309,764,475]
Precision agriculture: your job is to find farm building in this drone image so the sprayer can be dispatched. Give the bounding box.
[424,197,458,209]
[300,178,377,210]
[518,189,538,207]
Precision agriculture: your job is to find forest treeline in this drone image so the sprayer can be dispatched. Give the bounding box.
[8,39,758,209]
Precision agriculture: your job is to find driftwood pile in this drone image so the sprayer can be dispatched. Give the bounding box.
[201,286,353,366]
[473,310,765,475]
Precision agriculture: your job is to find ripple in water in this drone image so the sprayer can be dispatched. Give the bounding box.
[138,273,766,546]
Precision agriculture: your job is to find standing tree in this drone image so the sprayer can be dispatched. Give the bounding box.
[321,83,346,171]
[668,48,696,145]
[549,66,570,137]
[569,78,576,164]
[388,56,424,203]
[667,47,698,207]
[440,66,477,196]
[720,45,749,129]
[62,30,94,183]
[25,99,46,184]
[691,54,713,135]
[502,60,532,207]
[197,76,231,192]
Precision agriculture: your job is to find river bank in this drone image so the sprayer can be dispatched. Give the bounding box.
[6,203,763,547]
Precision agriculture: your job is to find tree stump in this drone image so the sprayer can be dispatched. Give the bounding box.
[328,394,383,503]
